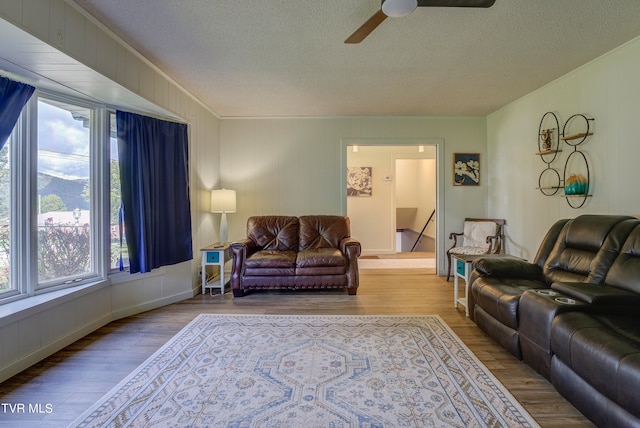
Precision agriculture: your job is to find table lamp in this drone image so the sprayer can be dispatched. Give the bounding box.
[210,188,236,243]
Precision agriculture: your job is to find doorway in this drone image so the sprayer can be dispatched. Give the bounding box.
[344,142,439,272]
[394,157,436,268]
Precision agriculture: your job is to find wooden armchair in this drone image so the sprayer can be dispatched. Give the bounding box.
[446,218,505,281]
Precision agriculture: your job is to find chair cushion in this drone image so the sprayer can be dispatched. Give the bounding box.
[449,246,489,256]
[245,250,297,276]
[462,221,497,249]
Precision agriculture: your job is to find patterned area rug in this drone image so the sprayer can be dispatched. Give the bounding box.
[72,315,539,427]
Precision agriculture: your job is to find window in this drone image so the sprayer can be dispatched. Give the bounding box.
[0,84,189,306]
[37,99,93,287]
[109,112,128,270]
[0,134,11,295]
[0,91,113,304]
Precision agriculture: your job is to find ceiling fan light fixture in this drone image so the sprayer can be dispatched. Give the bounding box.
[381,0,418,17]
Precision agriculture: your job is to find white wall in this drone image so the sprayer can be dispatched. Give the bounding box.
[396,158,437,238]
[487,35,640,260]
[220,117,488,267]
[396,159,420,209]
[395,158,437,252]
[342,150,436,254]
[347,146,399,253]
[0,1,220,382]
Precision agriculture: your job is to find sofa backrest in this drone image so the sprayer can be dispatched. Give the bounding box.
[533,218,570,269]
[246,216,299,251]
[543,215,637,284]
[605,223,640,294]
[299,215,350,250]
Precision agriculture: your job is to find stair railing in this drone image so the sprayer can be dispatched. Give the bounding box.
[410,209,436,252]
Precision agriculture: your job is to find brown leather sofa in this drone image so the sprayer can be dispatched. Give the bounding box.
[468,215,640,427]
[229,215,361,297]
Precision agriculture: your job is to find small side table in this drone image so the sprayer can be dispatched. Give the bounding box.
[452,253,486,317]
[200,243,231,295]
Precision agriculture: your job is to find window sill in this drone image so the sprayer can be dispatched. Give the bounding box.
[0,267,170,327]
[0,280,110,328]
[109,266,166,284]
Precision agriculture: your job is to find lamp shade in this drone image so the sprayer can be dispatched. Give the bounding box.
[210,189,236,213]
[382,0,417,17]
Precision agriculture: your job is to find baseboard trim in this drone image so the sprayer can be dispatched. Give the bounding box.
[0,313,112,383]
[110,289,196,322]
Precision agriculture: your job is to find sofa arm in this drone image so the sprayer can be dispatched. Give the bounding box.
[551,281,640,305]
[341,237,361,294]
[341,237,361,258]
[473,255,543,280]
[230,239,258,296]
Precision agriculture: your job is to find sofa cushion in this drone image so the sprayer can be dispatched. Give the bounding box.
[472,277,548,330]
[296,248,346,275]
[551,311,640,418]
[247,216,299,251]
[244,250,297,276]
[543,215,636,284]
[605,223,640,294]
[299,215,350,250]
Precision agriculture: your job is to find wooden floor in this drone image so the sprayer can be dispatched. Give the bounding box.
[0,269,593,427]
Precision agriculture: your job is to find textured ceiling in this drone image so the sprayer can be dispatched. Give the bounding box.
[71,0,640,118]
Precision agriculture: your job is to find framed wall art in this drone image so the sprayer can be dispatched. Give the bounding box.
[453,153,480,186]
[347,166,372,196]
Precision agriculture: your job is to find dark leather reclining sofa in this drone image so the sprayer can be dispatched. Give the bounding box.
[230,215,361,297]
[468,214,640,427]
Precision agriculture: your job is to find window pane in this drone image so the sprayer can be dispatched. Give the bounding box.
[0,138,11,293]
[37,99,92,285]
[109,113,128,270]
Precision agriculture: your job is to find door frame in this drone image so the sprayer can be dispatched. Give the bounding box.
[340,138,444,273]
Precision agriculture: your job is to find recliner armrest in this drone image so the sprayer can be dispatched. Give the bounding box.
[551,281,640,305]
[472,255,542,280]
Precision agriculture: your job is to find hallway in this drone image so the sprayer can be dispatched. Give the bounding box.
[358,252,435,272]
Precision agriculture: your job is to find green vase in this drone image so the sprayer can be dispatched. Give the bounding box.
[564,174,588,195]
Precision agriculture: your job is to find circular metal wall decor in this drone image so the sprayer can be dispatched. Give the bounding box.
[561,114,594,209]
[536,112,562,196]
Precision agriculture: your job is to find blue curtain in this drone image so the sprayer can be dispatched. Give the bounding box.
[116,110,193,274]
[0,76,35,150]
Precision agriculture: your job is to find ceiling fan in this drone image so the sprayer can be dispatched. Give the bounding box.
[345,0,496,44]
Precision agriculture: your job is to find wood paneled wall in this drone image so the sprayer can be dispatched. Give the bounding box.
[220,116,488,266]
[0,0,220,382]
[487,35,640,260]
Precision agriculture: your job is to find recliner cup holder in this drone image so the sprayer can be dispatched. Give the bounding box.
[535,289,558,296]
[554,297,576,305]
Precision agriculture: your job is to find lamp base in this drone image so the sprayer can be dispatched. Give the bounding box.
[219,212,228,243]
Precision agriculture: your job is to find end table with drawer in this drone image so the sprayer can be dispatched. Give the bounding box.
[200,243,231,295]
[452,254,477,316]
[452,253,506,316]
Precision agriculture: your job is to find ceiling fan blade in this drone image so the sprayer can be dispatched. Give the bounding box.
[417,0,495,7]
[344,9,388,44]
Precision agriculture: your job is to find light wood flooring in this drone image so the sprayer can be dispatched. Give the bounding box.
[0,269,593,427]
